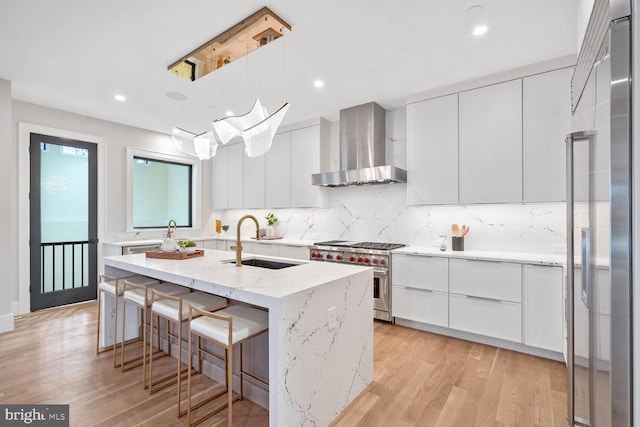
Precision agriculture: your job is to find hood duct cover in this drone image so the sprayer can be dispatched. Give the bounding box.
[312,102,407,187]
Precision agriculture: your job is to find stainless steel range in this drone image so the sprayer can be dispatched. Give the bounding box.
[309,240,405,322]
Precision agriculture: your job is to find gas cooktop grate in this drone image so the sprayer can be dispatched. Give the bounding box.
[314,241,405,251]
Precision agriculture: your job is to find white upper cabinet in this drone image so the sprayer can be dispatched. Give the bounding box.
[212,145,229,210]
[291,125,320,207]
[523,67,572,202]
[212,121,324,210]
[227,143,244,209]
[459,79,523,203]
[406,94,459,205]
[243,153,265,208]
[265,132,291,208]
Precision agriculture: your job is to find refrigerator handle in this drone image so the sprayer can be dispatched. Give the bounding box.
[580,228,591,309]
[564,129,597,427]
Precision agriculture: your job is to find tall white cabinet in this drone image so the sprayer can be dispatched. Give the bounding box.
[523,68,572,202]
[227,143,244,209]
[212,146,229,209]
[290,125,321,207]
[211,121,325,210]
[406,94,458,205]
[458,79,523,204]
[406,66,572,205]
[243,154,265,208]
[265,133,291,208]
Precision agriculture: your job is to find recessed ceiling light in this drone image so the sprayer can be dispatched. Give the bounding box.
[313,80,324,88]
[472,25,489,36]
[225,110,234,117]
[114,94,126,102]
[165,91,188,102]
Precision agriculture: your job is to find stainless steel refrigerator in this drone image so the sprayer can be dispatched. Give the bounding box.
[566,0,632,426]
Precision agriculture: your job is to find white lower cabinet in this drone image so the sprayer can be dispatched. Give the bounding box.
[393,252,563,356]
[202,239,226,250]
[449,294,522,342]
[278,244,309,260]
[524,265,563,352]
[450,259,522,303]
[393,254,448,291]
[250,243,279,257]
[393,287,448,327]
[392,254,449,327]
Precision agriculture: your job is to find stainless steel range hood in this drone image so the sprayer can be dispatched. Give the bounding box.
[312,102,407,187]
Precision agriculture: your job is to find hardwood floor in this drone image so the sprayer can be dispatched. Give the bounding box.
[0,302,567,426]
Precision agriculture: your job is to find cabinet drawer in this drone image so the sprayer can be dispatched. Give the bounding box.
[251,243,279,257]
[393,286,448,327]
[279,245,309,260]
[450,259,521,302]
[450,294,522,342]
[392,254,448,292]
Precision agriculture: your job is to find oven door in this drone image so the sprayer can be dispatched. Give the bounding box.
[373,269,390,321]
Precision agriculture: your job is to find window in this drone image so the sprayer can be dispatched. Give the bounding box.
[126,148,199,230]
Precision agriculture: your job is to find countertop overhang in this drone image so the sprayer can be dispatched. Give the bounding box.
[104,249,371,307]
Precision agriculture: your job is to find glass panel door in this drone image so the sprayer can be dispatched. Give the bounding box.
[29,133,98,311]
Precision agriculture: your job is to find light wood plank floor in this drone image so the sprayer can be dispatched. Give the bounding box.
[0,302,567,426]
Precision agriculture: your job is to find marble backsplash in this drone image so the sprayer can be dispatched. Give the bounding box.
[211,184,571,255]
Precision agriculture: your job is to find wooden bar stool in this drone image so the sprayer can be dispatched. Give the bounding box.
[148,290,227,417]
[95,274,159,368]
[187,304,269,427]
[121,280,190,388]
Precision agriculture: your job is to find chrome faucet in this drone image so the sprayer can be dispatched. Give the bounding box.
[231,215,260,267]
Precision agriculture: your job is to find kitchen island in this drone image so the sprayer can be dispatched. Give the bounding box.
[103,249,373,427]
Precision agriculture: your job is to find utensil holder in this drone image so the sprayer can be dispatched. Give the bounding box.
[452,237,464,251]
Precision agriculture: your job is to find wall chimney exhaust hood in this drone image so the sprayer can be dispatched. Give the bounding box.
[312,102,407,187]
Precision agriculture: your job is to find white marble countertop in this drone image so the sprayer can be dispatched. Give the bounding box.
[392,246,566,266]
[104,249,370,307]
[206,235,316,247]
[103,239,163,247]
[103,236,316,248]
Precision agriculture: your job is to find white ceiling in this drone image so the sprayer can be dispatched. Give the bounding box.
[0,0,577,136]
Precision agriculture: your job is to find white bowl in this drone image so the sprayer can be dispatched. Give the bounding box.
[178,247,198,253]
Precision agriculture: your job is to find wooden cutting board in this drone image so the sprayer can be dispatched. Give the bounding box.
[145,250,204,260]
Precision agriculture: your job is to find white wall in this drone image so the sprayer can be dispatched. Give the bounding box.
[10,100,213,314]
[0,79,16,332]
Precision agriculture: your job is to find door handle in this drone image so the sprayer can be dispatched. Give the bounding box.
[89,238,99,244]
[581,228,591,308]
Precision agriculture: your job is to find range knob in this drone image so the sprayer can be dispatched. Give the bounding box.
[326,254,333,260]
[364,257,370,264]
[349,256,355,262]
[372,259,379,265]
[357,257,363,263]
[379,259,386,265]
[336,255,342,261]
[311,252,317,258]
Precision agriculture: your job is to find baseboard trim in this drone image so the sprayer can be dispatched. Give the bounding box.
[0,312,15,333]
[394,318,565,362]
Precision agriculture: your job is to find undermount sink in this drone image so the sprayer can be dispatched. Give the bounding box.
[225,257,301,270]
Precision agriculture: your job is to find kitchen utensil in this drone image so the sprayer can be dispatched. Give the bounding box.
[452,224,459,237]
[461,225,469,237]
